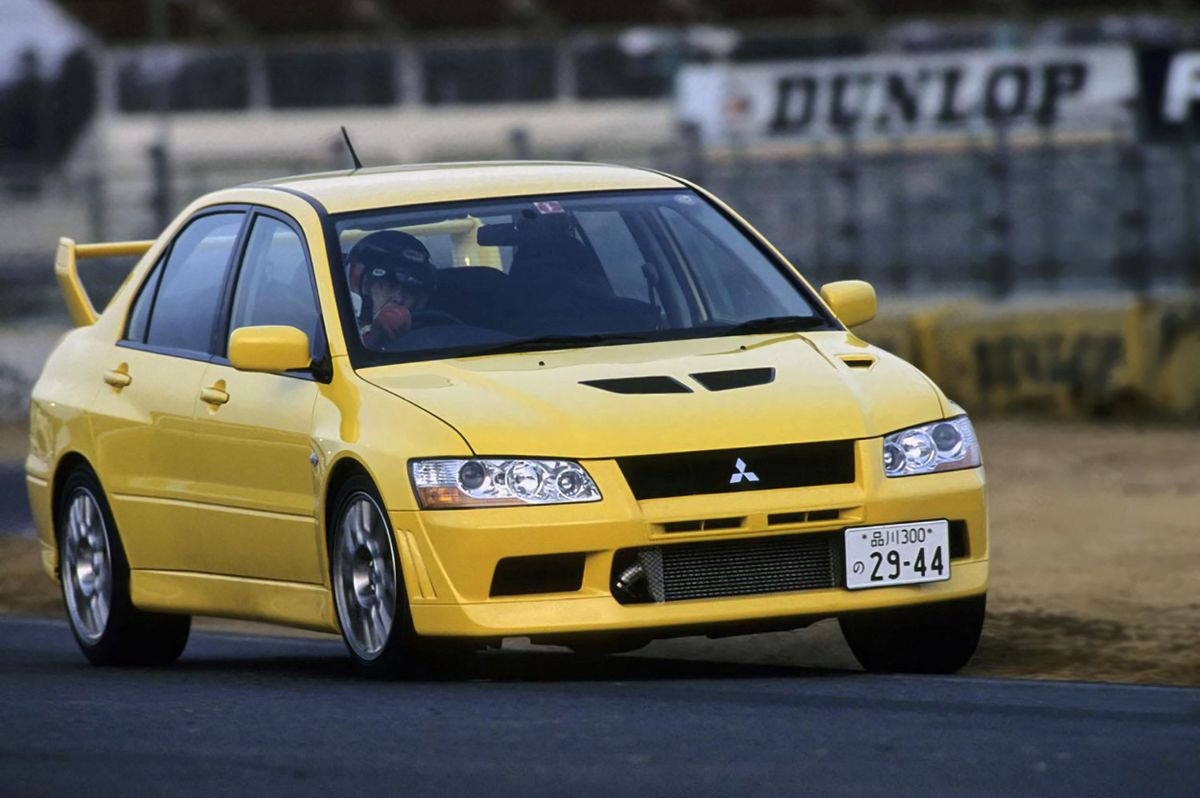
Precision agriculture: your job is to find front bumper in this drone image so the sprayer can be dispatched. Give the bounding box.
[392,439,989,640]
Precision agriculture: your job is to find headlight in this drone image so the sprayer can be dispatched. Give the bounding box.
[883,416,981,477]
[410,458,602,508]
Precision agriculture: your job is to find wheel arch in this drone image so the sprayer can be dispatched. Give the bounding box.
[321,455,423,642]
[322,456,418,599]
[50,451,96,538]
[322,456,374,551]
[44,451,107,582]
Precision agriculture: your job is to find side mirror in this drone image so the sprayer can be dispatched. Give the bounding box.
[819,280,877,328]
[228,325,312,374]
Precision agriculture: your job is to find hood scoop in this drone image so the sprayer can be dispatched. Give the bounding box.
[580,376,692,395]
[690,367,776,392]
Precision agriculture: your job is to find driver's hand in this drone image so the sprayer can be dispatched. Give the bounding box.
[364,301,412,347]
[374,301,412,337]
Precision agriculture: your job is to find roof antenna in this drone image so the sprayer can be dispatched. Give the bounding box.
[340,126,363,170]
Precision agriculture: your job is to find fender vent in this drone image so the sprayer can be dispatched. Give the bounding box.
[581,376,692,394]
[837,355,876,370]
[690,367,776,391]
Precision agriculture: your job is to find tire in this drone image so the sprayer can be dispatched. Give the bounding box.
[839,594,986,674]
[329,475,420,676]
[57,467,191,666]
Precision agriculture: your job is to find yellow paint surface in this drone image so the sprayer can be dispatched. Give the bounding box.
[27,163,988,638]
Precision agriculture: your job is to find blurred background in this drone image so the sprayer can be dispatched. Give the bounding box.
[2,1,1200,298]
[0,0,1197,683]
[4,0,1198,416]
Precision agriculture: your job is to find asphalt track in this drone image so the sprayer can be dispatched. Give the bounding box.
[1,617,1197,797]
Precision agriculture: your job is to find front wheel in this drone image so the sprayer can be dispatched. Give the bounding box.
[58,468,190,665]
[330,476,418,675]
[839,594,986,674]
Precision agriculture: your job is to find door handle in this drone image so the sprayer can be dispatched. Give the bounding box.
[103,367,132,389]
[200,384,230,406]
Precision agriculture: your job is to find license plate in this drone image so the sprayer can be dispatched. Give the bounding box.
[844,520,951,590]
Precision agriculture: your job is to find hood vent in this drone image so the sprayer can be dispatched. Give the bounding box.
[581,376,692,394]
[690,367,776,392]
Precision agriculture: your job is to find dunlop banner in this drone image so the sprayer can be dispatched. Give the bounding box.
[677,46,1137,144]
[1137,48,1200,140]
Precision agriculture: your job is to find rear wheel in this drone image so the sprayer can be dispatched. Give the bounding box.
[839,594,986,674]
[58,468,190,665]
[330,475,418,675]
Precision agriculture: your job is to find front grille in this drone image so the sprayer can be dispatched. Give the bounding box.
[767,508,842,526]
[661,516,744,533]
[611,532,843,604]
[617,440,856,501]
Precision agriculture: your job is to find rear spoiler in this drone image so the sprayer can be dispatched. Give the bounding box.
[55,237,154,327]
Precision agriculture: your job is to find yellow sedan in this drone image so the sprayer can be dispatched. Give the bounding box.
[27,162,987,674]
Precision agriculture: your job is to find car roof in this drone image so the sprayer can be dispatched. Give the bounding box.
[254,161,685,214]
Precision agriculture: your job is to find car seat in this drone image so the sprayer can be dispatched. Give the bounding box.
[505,217,657,335]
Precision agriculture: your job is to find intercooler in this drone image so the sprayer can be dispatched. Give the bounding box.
[611,532,844,604]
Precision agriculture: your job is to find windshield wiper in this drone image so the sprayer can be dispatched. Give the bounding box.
[718,315,830,336]
[467,332,654,357]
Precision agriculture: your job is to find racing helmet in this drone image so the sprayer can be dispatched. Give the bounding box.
[349,230,436,323]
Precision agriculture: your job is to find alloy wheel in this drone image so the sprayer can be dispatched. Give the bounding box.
[333,492,398,661]
[61,488,112,643]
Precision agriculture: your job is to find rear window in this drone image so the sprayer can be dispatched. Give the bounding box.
[124,256,163,343]
[146,212,244,355]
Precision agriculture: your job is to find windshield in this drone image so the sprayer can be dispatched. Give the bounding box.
[330,189,834,364]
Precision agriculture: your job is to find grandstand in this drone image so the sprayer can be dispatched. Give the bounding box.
[2,3,1188,167]
[1,1,1198,294]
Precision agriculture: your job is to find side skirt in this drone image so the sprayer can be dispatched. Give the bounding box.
[130,569,339,634]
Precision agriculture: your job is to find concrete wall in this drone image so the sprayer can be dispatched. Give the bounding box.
[858,291,1200,419]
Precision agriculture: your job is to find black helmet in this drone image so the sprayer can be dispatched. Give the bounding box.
[350,230,436,323]
[351,230,436,291]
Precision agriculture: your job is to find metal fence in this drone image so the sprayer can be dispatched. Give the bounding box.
[648,127,1200,296]
[2,122,1199,322]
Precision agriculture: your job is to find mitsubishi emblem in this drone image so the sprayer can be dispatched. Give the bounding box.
[729,458,759,484]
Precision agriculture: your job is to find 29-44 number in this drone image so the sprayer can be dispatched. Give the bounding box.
[868,547,944,582]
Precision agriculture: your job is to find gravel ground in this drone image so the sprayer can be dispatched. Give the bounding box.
[1,419,1197,686]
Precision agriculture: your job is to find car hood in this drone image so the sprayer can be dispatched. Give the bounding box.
[357,332,949,459]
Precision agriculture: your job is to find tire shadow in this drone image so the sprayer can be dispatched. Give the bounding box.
[170,641,859,684]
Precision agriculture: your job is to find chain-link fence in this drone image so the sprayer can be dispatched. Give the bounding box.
[3,122,1199,324]
[646,128,1200,296]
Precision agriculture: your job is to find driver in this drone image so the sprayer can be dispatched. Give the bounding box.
[348,230,437,349]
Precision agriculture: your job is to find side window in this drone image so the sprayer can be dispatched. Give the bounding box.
[228,216,322,358]
[124,256,164,343]
[146,212,245,354]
